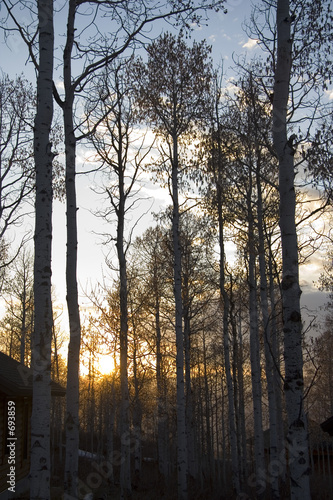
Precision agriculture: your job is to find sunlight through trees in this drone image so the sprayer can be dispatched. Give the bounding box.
[1,1,333,499]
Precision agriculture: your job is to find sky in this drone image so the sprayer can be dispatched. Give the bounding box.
[0,0,330,336]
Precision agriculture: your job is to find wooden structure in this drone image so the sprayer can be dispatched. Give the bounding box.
[321,415,333,437]
[260,418,333,475]
[0,352,65,495]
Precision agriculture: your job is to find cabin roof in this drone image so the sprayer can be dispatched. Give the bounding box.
[0,351,65,397]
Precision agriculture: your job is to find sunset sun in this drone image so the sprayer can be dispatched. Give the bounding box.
[97,354,115,376]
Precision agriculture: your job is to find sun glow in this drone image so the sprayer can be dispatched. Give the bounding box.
[97,354,115,376]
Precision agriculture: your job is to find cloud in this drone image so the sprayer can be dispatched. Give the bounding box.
[325,88,333,100]
[242,38,258,50]
[209,34,216,43]
[190,22,203,31]
[55,80,64,90]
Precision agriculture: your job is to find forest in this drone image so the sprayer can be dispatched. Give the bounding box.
[0,0,333,499]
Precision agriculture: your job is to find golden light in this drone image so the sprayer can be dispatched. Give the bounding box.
[97,354,115,376]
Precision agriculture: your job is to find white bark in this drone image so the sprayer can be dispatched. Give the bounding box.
[31,1,54,498]
[273,1,311,498]
[63,2,81,496]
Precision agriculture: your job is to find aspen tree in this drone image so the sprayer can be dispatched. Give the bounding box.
[135,34,213,499]
[31,1,54,498]
[86,60,154,498]
[209,77,241,496]
[132,226,171,485]
[51,2,225,494]
[273,1,311,497]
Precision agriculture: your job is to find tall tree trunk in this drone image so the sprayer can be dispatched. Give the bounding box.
[237,312,248,486]
[117,168,131,500]
[155,282,169,483]
[52,324,63,466]
[213,362,221,487]
[220,371,227,488]
[230,286,246,488]
[171,133,188,500]
[256,166,280,499]
[132,336,142,491]
[196,352,205,486]
[202,333,213,479]
[31,1,54,498]
[212,91,240,494]
[106,376,116,485]
[247,187,265,497]
[217,180,240,495]
[183,275,197,481]
[273,1,311,498]
[64,1,81,496]
[268,240,286,481]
